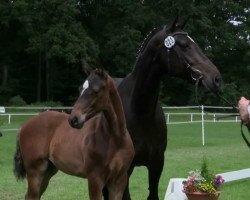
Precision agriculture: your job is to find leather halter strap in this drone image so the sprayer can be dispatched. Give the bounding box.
[164,31,203,81]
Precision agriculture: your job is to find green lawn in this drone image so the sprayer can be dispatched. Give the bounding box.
[1,117,250,199]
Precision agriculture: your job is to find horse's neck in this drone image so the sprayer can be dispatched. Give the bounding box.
[104,79,127,138]
[130,50,162,115]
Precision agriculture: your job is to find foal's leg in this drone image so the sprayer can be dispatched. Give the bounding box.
[25,160,49,200]
[122,166,134,200]
[147,153,164,200]
[40,162,58,196]
[103,166,134,200]
[25,174,41,200]
[88,175,104,200]
[108,173,128,200]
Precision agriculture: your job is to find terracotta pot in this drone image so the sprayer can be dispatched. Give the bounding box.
[185,191,221,200]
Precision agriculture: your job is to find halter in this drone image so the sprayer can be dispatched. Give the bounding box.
[157,26,203,82]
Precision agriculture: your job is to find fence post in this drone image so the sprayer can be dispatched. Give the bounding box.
[8,114,11,124]
[201,105,205,146]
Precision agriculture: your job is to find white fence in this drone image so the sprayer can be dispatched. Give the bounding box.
[163,105,239,146]
[0,105,240,145]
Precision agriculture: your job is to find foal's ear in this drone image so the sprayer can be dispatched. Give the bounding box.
[81,59,93,75]
[96,65,108,80]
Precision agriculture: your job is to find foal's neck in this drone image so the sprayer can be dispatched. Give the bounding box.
[104,78,127,138]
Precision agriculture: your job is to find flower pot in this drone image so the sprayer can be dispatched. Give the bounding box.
[185,191,221,200]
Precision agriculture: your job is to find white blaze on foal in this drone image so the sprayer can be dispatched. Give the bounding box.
[81,80,89,96]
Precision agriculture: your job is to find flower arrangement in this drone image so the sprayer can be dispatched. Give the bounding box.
[182,159,224,195]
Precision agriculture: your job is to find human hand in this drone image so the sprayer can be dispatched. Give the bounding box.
[238,96,250,125]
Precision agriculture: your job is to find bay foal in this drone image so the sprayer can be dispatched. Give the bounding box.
[14,64,134,200]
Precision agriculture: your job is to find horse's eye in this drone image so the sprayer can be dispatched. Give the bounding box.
[181,44,190,51]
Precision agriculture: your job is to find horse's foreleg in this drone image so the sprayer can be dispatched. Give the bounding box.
[147,154,164,200]
[88,176,104,200]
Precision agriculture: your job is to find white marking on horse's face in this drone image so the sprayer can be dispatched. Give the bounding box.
[81,80,89,96]
[187,36,195,44]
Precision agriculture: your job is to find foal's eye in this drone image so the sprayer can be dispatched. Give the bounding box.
[92,89,99,95]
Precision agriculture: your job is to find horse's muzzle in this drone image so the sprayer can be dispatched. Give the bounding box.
[213,74,222,89]
[201,73,222,92]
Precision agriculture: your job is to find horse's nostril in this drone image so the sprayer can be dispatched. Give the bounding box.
[214,75,221,87]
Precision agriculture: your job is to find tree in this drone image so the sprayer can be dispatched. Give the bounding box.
[1,0,98,103]
[0,0,249,105]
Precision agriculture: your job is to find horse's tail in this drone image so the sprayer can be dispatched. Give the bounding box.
[13,137,26,180]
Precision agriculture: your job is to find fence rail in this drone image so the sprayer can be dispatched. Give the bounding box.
[165,112,240,124]
[1,112,240,125]
[0,113,39,124]
[0,105,240,145]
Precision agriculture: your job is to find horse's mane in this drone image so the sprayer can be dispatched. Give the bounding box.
[138,27,163,54]
[132,26,163,71]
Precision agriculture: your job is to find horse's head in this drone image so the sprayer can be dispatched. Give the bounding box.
[143,18,221,92]
[69,62,110,129]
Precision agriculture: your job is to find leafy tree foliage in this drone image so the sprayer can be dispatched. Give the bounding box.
[0,0,249,106]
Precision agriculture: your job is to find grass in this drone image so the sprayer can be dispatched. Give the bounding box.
[1,116,250,199]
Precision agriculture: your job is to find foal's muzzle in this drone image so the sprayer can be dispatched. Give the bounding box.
[68,115,85,129]
[69,114,86,129]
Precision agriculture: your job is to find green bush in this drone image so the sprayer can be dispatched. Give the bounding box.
[8,95,27,106]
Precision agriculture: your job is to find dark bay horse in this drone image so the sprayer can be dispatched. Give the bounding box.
[14,65,134,200]
[113,18,222,200]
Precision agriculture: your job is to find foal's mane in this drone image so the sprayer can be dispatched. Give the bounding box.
[106,75,127,134]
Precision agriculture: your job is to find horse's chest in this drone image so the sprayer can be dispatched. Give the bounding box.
[127,117,167,165]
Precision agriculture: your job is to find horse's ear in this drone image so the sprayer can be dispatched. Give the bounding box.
[179,17,189,29]
[81,59,93,75]
[169,16,179,33]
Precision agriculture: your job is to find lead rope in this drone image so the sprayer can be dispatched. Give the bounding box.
[241,122,250,148]
[216,92,238,111]
[194,77,201,106]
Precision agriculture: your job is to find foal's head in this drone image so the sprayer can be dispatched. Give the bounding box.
[69,63,111,129]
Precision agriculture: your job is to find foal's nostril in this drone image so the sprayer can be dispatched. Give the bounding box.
[214,75,222,87]
[69,116,79,128]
